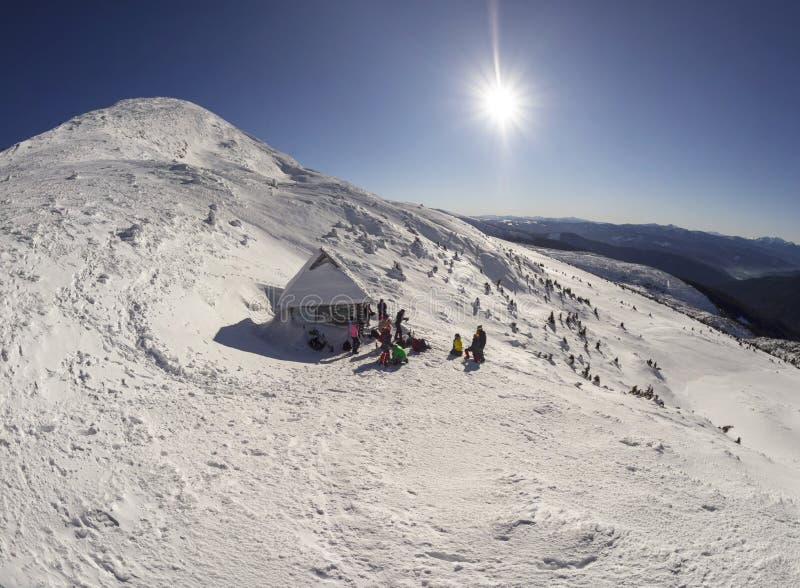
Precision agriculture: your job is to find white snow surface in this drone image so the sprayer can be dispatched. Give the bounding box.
[1,98,799,587]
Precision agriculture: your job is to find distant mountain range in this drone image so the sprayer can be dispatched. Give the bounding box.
[462,215,800,341]
[472,216,800,279]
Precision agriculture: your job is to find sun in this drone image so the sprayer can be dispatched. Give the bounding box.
[474,75,527,134]
[481,82,521,127]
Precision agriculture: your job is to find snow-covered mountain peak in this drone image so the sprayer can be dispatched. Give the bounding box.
[1,97,302,182]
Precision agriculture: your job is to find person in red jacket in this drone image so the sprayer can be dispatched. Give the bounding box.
[378,326,392,366]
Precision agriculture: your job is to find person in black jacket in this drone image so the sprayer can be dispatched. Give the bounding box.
[467,325,486,363]
[377,299,387,321]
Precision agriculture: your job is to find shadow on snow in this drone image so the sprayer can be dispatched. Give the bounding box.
[215,318,456,374]
[214,318,353,364]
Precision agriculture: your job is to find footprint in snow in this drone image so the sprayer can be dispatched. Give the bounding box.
[539,555,597,570]
[494,518,535,541]
[311,564,341,580]
[424,551,474,563]
[73,509,120,530]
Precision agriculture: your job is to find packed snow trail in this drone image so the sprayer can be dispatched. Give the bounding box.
[1,98,798,586]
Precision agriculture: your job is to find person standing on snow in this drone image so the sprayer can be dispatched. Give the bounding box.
[348,320,360,355]
[475,325,486,362]
[363,303,375,327]
[377,299,387,321]
[378,314,392,334]
[464,325,486,363]
[378,326,392,365]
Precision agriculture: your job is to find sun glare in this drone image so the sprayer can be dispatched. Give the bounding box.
[472,74,528,135]
[481,82,521,128]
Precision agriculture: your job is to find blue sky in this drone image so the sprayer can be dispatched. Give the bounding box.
[2,0,799,241]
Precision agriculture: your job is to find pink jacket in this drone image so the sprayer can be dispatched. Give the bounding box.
[348,324,359,338]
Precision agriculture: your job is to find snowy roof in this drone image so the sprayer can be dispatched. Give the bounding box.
[278,248,373,308]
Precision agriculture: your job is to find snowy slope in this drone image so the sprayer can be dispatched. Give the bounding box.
[525,249,718,313]
[1,98,799,587]
[527,248,753,339]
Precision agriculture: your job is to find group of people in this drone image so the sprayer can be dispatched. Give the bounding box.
[314,298,486,368]
[373,300,433,366]
[375,327,408,367]
[338,299,426,367]
[374,300,412,341]
[450,325,487,363]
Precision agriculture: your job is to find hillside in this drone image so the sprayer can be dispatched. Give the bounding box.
[520,248,753,340]
[468,217,800,341]
[1,98,799,587]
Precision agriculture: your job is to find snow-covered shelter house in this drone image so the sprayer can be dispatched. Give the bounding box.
[278,248,373,325]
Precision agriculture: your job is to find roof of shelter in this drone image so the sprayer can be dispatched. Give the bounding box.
[278,248,372,309]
